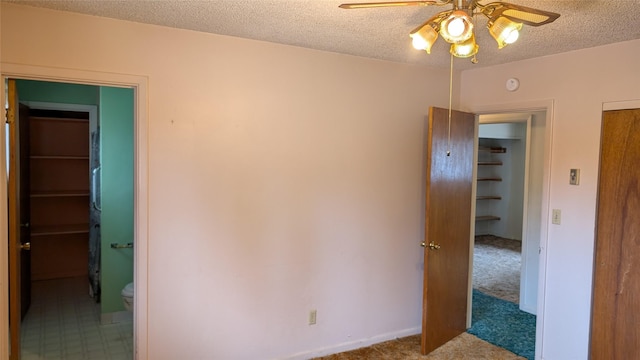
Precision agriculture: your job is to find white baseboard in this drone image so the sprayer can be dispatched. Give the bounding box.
[519,302,537,315]
[281,327,421,360]
[101,310,133,325]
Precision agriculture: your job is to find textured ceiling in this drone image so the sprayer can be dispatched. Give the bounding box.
[5,0,640,69]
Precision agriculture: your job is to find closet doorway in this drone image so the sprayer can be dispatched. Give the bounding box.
[472,111,546,314]
[4,70,146,359]
[466,111,548,358]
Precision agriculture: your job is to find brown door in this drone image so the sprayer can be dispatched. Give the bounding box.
[590,108,640,359]
[8,79,32,360]
[421,107,475,354]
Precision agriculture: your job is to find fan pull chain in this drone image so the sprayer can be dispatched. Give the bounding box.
[447,52,453,156]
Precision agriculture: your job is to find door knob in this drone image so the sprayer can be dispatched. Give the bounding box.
[20,222,29,228]
[20,242,31,251]
[421,241,441,250]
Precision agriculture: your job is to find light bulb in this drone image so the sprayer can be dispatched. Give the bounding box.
[447,18,465,37]
[440,10,474,44]
[505,28,519,44]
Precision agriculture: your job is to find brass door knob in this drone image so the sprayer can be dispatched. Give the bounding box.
[421,241,441,250]
[20,242,31,251]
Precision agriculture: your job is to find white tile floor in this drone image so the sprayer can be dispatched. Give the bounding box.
[21,277,133,360]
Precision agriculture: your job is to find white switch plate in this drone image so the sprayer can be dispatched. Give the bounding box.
[309,310,317,325]
[552,209,561,225]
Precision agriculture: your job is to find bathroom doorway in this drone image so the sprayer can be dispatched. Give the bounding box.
[2,64,149,360]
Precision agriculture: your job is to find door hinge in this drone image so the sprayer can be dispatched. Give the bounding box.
[5,107,14,125]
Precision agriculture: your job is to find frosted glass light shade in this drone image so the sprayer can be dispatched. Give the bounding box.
[450,34,479,58]
[488,17,523,49]
[410,24,439,53]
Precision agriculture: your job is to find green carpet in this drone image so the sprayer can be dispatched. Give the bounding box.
[467,289,536,360]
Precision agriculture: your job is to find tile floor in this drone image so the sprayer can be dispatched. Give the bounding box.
[21,277,133,360]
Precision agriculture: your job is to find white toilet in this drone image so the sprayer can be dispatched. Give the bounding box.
[121,282,134,311]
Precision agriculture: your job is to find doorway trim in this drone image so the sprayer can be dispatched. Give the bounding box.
[468,99,554,360]
[476,113,534,313]
[603,99,640,111]
[1,62,149,359]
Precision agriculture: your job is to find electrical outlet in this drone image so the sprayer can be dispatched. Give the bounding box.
[552,209,561,225]
[309,310,317,325]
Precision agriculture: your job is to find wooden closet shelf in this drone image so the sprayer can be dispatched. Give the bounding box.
[475,215,501,221]
[477,177,502,182]
[31,224,90,236]
[477,161,503,166]
[31,116,89,123]
[31,155,89,160]
[31,191,90,198]
[478,146,507,153]
[476,196,502,200]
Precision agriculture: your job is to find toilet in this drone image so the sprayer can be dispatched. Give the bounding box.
[121,282,134,311]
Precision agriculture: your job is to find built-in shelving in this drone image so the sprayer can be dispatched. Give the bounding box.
[478,161,503,166]
[479,146,507,153]
[31,224,90,236]
[30,155,89,159]
[31,191,89,198]
[29,114,90,280]
[475,145,506,223]
[476,195,502,200]
[475,215,501,221]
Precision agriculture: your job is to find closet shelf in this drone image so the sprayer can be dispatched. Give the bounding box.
[478,146,507,153]
[31,155,90,160]
[31,224,89,236]
[31,190,89,198]
[476,196,502,200]
[475,215,501,221]
[478,161,503,166]
[31,116,89,124]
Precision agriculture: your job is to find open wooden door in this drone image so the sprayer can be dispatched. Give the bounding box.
[8,79,32,360]
[590,108,640,359]
[421,107,475,354]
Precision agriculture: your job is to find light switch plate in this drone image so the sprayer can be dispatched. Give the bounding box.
[570,169,580,185]
[552,209,561,225]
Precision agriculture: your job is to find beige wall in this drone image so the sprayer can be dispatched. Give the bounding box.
[461,39,640,359]
[1,4,457,359]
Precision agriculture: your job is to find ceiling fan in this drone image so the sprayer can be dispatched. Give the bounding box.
[339,0,560,62]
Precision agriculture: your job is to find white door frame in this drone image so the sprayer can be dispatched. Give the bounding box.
[476,113,533,313]
[0,63,149,360]
[468,99,554,360]
[602,99,640,111]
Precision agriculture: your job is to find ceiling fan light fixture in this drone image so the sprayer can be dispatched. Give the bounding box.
[410,23,439,53]
[488,16,523,49]
[450,34,478,58]
[440,10,473,44]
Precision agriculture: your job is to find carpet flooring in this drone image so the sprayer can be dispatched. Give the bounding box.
[312,333,525,360]
[468,290,536,360]
[473,235,521,303]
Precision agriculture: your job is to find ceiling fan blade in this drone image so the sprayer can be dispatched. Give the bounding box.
[339,1,449,9]
[480,2,560,26]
